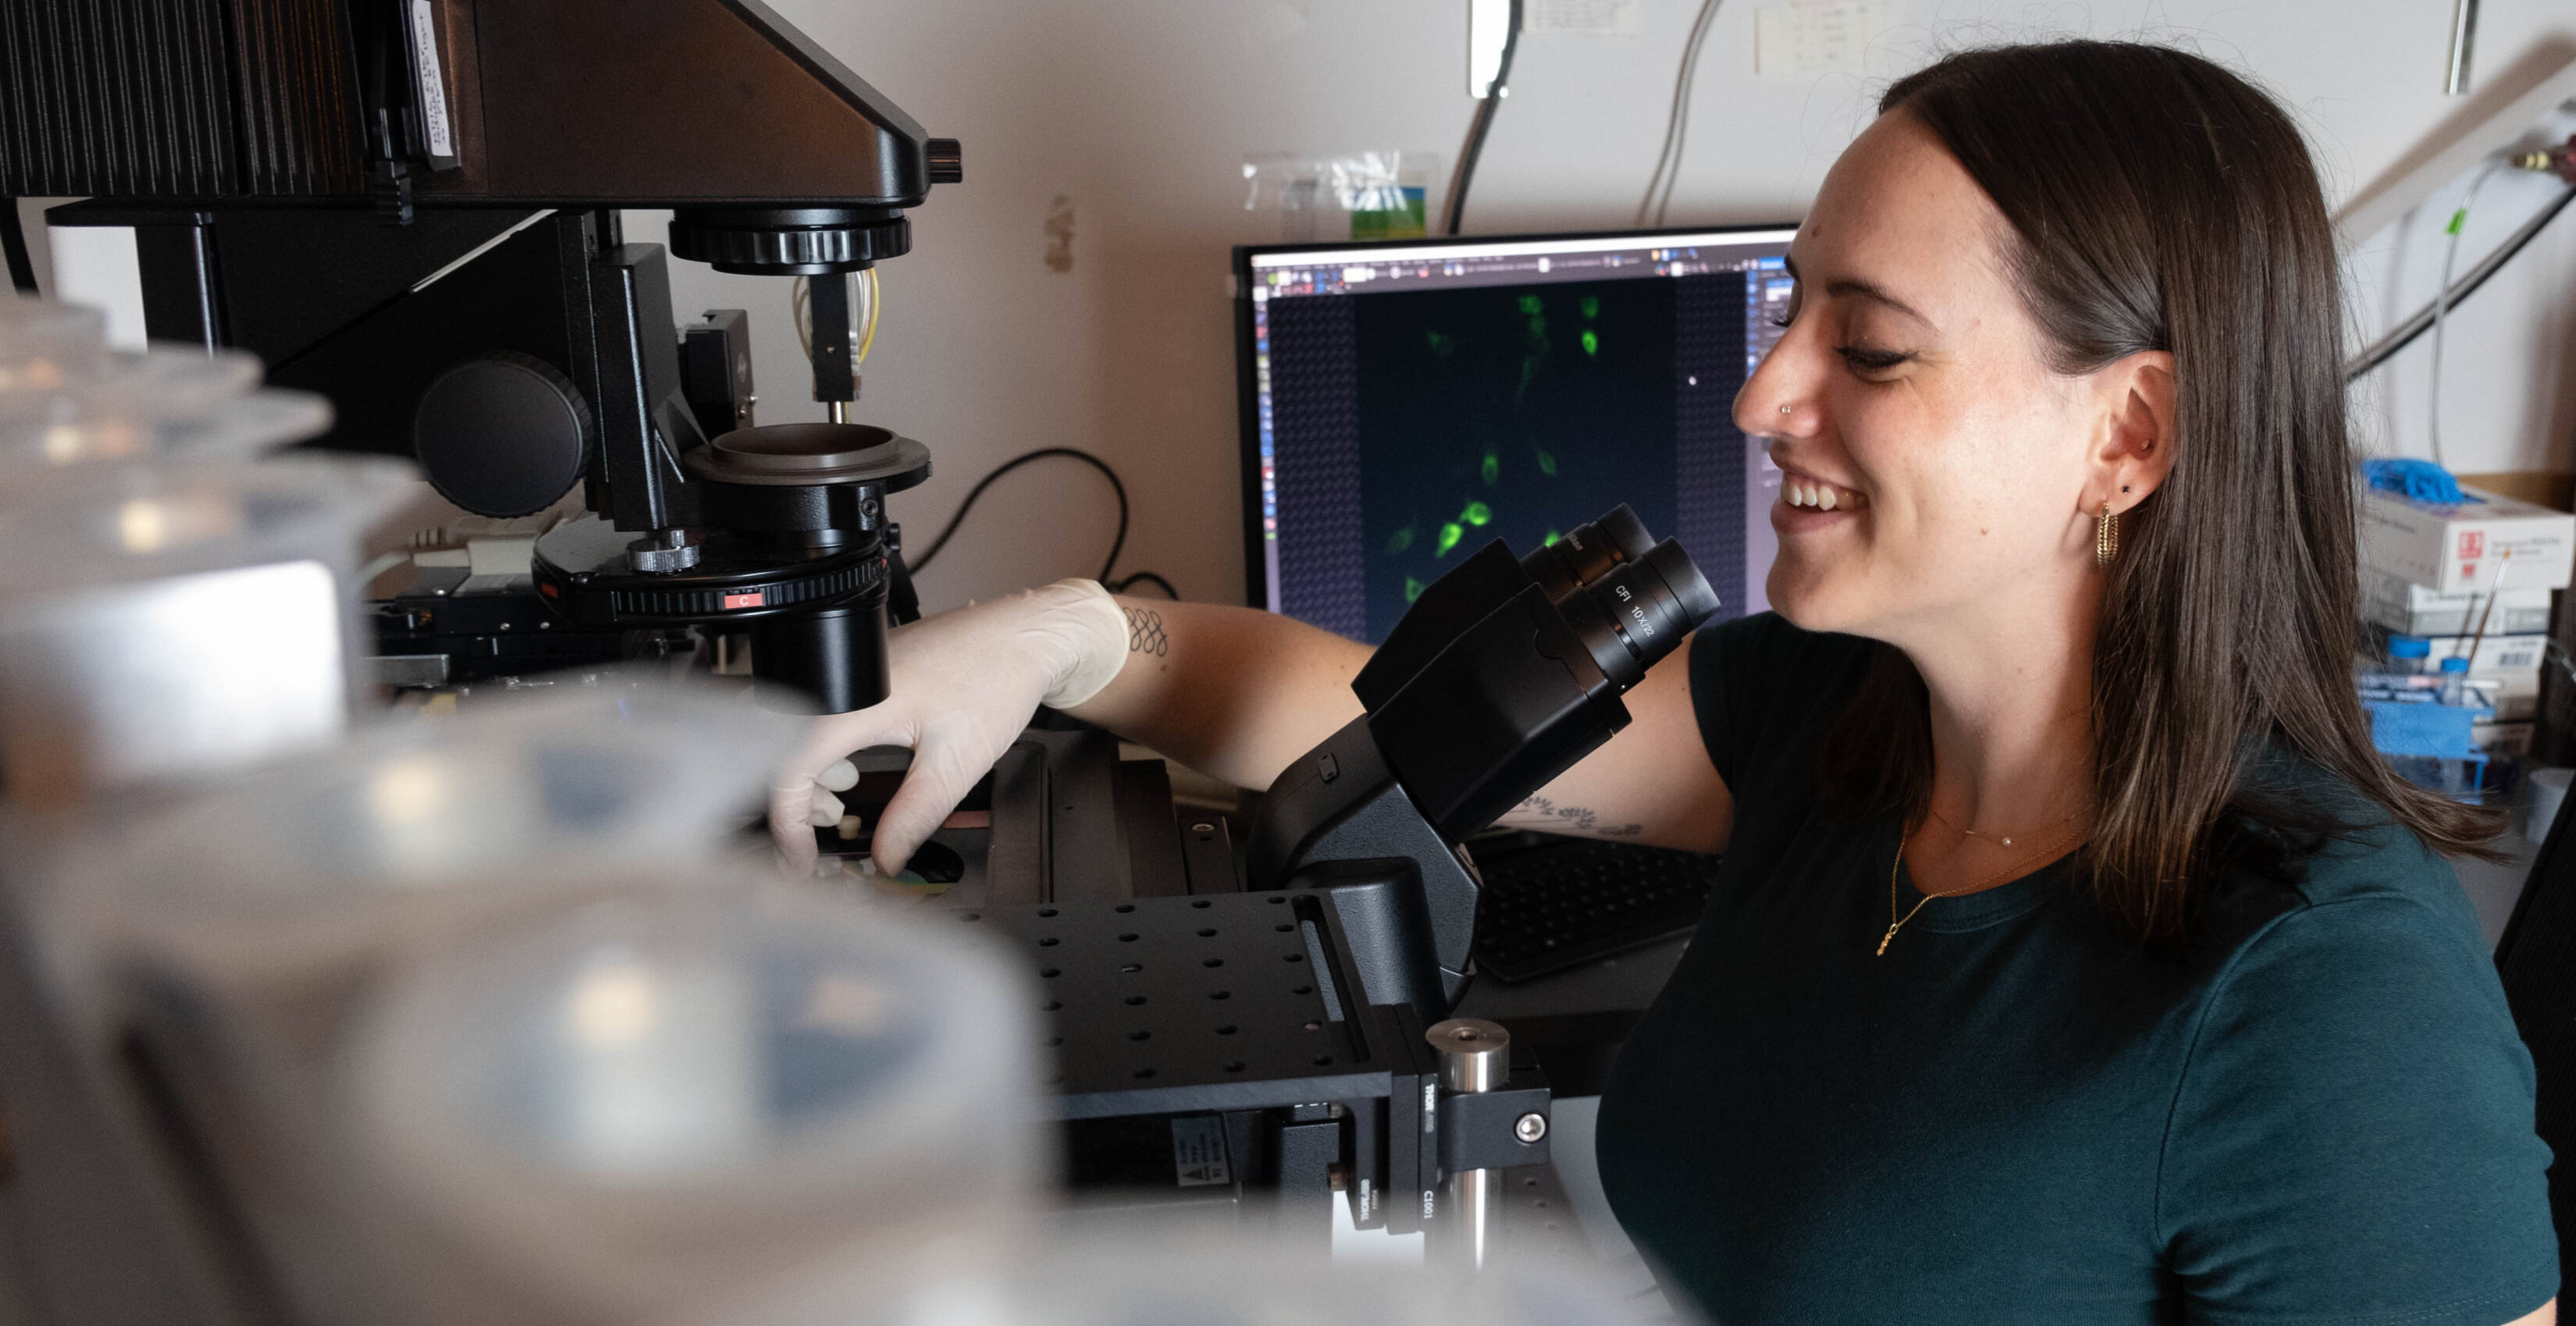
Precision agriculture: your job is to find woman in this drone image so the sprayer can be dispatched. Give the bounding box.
[771,41,2558,1324]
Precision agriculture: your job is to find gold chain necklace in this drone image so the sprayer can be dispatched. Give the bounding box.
[1877,818,2087,957]
[1927,802,2080,848]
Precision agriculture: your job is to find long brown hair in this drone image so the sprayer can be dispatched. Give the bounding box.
[1819,41,2502,943]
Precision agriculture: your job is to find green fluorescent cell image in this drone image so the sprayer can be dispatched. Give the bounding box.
[1352,277,1679,640]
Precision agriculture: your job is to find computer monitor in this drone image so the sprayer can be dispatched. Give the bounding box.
[1233,223,1798,644]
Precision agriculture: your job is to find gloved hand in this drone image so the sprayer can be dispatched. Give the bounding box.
[767,578,1130,878]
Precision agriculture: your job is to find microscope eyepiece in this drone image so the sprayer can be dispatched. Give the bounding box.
[1555,537,1720,688]
[1518,502,1653,603]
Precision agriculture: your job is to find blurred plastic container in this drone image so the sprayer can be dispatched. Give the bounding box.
[47,681,801,1019]
[336,885,1038,1326]
[37,683,813,1326]
[0,349,328,474]
[0,295,111,393]
[0,295,328,482]
[0,294,380,807]
[838,1237,1673,1326]
[0,454,414,806]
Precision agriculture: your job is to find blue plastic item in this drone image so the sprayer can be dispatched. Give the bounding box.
[2438,656,2471,672]
[2386,635,2432,659]
[2366,697,2484,758]
[2361,457,2479,507]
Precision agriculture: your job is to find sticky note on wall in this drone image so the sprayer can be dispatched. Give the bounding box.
[1756,2,1900,75]
[1527,0,1643,34]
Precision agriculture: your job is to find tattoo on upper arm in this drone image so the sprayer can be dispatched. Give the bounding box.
[1507,794,1644,837]
[1124,606,1169,656]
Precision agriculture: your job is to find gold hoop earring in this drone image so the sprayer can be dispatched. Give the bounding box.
[2096,501,2120,568]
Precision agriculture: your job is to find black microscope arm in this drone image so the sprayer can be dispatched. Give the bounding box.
[1245,506,1720,1021]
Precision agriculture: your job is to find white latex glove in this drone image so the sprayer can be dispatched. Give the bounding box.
[767,578,1129,878]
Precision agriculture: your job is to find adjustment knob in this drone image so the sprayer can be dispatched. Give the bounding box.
[668,207,910,276]
[412,353,590,518]
[926,137,964,184]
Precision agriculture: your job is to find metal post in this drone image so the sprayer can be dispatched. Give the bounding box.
[2444,0,2479,95]
[1425,1017,1509,1267]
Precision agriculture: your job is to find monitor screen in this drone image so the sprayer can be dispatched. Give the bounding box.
[1234,225,1798,644]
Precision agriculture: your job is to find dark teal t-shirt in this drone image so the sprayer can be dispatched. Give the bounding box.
[1596,613,2558,1326]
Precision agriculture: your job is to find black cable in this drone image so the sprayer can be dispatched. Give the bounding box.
[1439,0,1524,236]
[1112,571,1179,599]
[1,200,38,295]
[2346,182,2575,382]
[906,446,1173,595]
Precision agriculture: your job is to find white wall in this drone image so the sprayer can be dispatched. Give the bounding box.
[638,0,2576,613]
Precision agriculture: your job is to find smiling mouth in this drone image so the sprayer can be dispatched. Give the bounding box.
[1780,478,1866,511]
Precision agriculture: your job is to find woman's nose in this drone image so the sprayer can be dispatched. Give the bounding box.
[1735,359,1809,437]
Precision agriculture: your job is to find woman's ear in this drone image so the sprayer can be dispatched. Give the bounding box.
[2092,349,2176,510]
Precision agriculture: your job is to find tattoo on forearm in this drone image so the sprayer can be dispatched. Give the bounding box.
[1507,794,1644,837]
[1125,606,1169,657]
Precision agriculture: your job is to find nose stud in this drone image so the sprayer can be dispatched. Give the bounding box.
[1779,404,1793,415]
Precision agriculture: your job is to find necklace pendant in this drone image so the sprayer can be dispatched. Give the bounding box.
[1876,924,1898,957]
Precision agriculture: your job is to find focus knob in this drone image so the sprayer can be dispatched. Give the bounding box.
[412,353,591,518]
[926,137,964,185]
[669,206,910,276]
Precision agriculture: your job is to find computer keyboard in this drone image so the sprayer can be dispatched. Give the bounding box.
[1469,833,1721,983]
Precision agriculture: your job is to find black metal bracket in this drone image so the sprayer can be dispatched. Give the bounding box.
[587,243,703,532]
[1437,1079,1551,1172]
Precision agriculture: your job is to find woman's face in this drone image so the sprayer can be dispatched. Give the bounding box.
[1737,112,2109,644]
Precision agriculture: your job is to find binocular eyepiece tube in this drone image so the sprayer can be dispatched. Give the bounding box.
[1520,504,1721,689]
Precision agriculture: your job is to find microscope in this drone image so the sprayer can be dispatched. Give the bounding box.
[26,0,952,712]
[4,0,1724,1281]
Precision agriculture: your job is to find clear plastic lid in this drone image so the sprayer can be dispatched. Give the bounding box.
[0,296,331,482]
[74,679,802,904]
[0,452,410,595]
[37,678,806,1060]
[0,295,109,391]
[336,884,1039,1326]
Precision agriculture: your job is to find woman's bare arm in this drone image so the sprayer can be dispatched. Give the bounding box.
[1068,599,1731,853]
[1064,599,1368,790]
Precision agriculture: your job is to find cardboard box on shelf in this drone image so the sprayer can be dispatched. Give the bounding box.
[2361,571,2554,637]
[2359,482,2575,595]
